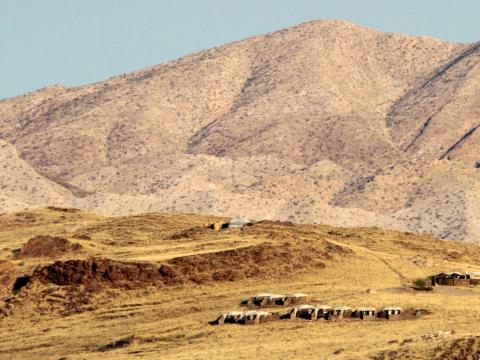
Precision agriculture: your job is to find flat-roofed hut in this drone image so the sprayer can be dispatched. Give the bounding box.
[285,292,311,305]
[249,293,274,306]
[332,306,353,319]
[267,294,287,306]
[214,311,244,325]
[289,304,333,321]
[241,310,271,325]
[289,304,316,320]
[316,305,334,320]
[354,307,377,320]
[381,307,402,320]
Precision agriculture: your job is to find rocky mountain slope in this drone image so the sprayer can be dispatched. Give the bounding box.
[0,20,479,241]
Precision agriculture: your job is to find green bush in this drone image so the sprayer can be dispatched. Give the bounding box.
[413,278,426,288]
[412,278,433,291]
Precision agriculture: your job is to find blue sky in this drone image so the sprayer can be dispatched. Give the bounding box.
[1,0,479,100]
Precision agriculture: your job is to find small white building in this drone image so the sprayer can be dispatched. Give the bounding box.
[381,306,402,319]
[228,219,253,228]
[355,307,376,319]
[465,272,480,280]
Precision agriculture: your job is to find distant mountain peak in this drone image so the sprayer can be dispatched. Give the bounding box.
[0,21,479,242]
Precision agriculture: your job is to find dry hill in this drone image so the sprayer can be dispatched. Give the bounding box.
[2,208,480,359]
[0,20,479,241]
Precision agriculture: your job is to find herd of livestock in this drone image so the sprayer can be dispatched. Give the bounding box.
[212,292,422,325]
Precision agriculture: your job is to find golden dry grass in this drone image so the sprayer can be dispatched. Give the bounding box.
[1,207,480,359]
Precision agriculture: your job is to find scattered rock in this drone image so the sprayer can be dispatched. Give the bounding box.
[432,335,480,359]
[404,256,434,267]
[404,330,453,344]
[46,206,81,213]
[98,336,137,352]
[72,234,91,240]
[256,220,294,227]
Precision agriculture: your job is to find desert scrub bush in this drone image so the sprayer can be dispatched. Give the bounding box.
[412,278,432,291]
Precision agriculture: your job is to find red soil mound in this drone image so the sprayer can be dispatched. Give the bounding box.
[2,241,350,317]
[16,235,82,258]
[0,260,25,297]
[31,242,338,290]
[33,258,162,290]
[0,261,15,289]
[166,242,327,283]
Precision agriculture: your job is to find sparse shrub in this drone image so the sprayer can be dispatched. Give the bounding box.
[413,278,426,288]
[412,278,433,291]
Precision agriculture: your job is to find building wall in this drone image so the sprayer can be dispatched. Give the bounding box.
[455,279,471,286]
[385,313,401,320]
[435,277,471,286]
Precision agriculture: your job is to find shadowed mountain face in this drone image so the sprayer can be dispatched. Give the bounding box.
[0,20,479,241]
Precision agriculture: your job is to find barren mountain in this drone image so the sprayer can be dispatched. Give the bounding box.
[0,20,479,241]
[0,140,72,212]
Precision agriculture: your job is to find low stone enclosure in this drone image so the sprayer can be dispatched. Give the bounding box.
[212,305,424,325]
[214,310,272,325]
[242,292,311,307]
[212,293,426,325]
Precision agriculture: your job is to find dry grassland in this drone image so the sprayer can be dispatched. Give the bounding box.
[1,208,480,359]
